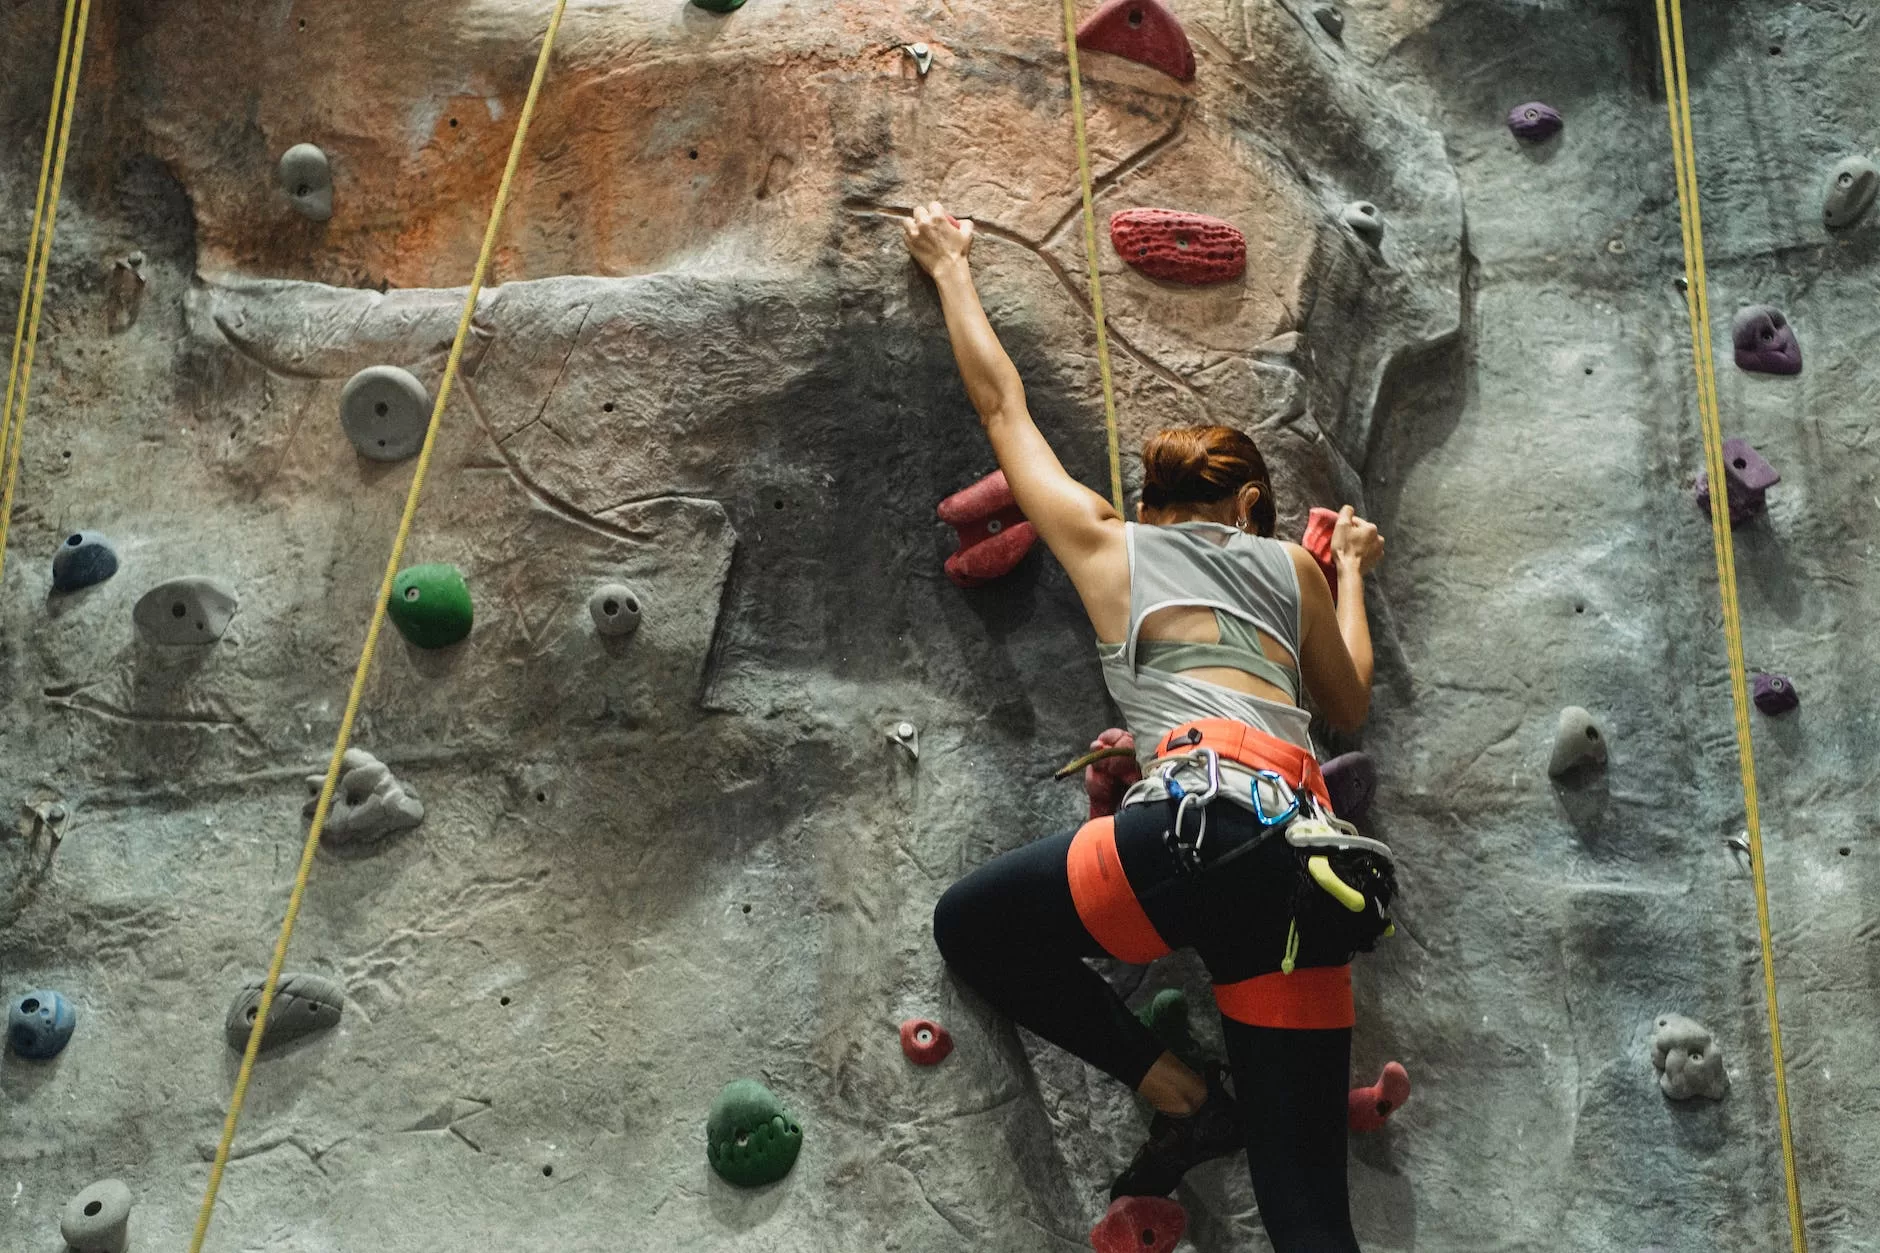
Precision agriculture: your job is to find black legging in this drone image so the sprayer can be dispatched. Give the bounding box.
[933,797,1361,1252]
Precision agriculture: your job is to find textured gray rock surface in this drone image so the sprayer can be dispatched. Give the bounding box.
[0,2,1871,1251]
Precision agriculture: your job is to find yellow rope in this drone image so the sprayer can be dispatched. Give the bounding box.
[1060,0,1125,515]
[183,4,569,1248]
[1652,4,1806,1249]
[0,0,90,586]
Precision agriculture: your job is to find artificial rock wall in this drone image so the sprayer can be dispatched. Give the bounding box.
[0,1,1873,1251]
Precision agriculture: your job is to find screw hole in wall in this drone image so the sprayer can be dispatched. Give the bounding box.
[500,995,511,1006]
[1839,847,1850,857]
[535,790,548,803]
[602,402,615,413]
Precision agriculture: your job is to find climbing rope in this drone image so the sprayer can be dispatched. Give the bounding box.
[0,0,92,589]
[183,4,570,1249]
[1651,4,1806,1249]
[1060,0,1126,516]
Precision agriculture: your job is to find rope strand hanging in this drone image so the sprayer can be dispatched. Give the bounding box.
[0,0,93,585]
[184,4,570,1250]
[1060,0,1125,516]
[1651,3,1807,1249]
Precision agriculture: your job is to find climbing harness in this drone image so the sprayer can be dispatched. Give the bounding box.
[183,5,571,1251]
[0,0,92,588]
[1060,0,1125,515]
[1653,4,1805,1249]
[1125,720,1398,971]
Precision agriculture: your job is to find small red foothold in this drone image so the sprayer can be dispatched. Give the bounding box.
[1076,0,1196,83]
[1109,209,1245,285]
[1084,728,1141,819]
[1348,1060,1410,1133]
[1090,1195,1186,1253]
[1302,507,1340,604]
[899,1018,954,1066]
[938,470,1037,588]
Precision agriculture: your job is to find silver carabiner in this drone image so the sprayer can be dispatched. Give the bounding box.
[1168,748,1221,859]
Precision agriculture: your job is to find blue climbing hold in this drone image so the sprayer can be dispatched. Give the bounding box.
[8,989,76,1059]
[50,531,118,592]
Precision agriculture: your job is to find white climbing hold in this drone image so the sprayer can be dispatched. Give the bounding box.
[305,747,424,845]
[1341,200,1383,247]
[60,1178,132,1253]
[1547,706,1607,777]
[589,582,644,638]
[133,576,238,645]
[1651,1013,1728,1101]
[278,143,334,221]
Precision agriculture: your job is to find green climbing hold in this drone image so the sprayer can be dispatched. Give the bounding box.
[706,1079,802,1187]
[388,563,473,649]
[690,0,747,11]
[1135,988,1208,1070]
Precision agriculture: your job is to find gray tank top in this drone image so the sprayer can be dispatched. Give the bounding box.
[1097,522,1314,757]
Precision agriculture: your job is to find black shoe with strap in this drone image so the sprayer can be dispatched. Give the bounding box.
[1109,1063,1245,1200]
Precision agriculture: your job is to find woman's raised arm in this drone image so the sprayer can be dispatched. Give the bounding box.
[903,203,1119,574]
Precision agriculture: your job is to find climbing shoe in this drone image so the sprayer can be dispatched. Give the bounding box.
[1109,1063,1244,1200]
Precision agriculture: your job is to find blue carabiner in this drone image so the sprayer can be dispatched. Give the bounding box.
[1249,769,1299,828]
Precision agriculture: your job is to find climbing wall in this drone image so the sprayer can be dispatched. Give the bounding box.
[0,1,1871,1250]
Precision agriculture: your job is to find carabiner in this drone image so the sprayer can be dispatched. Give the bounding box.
[1248,768,1300,828]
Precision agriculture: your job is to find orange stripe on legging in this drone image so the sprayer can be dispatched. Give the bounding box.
[1214,965,1355,1030]
[1065,816,1172,964]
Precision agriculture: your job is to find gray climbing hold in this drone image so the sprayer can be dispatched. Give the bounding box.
[1341,201,1383,247]
[1547,706,1607,777]
[133,577,237,644]
[225,972,344,1053]
[1822,155,1877,230]
[305,748,424,845]
[1312,5,1344,38]
[60,1178,132,1253]
[588,582,644,638]
[1651,1013,1728,1101]
[339,366,430,462]
[278,143,333,221]
[51,530,118,593]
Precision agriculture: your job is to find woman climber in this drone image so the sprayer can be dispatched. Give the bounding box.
[905,202,1391,1253]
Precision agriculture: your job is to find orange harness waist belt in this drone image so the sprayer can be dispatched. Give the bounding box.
[1152,718,1332,811]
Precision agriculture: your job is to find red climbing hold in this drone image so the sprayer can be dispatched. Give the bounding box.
[1084,728,1142,819]
[1109,209,1245,285]
[938,470,1037,588]
[1348,1060,1411,1133]
[1076,0,1196,83]
[899,1018,954,1066]
[1302,507,1340,603]
[1090,1195,1187,1253]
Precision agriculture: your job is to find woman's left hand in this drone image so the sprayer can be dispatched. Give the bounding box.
[903,202,975,277]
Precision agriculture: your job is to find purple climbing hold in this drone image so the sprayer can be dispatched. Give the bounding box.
[1507,102,1563,142]
[1321,752,1377,822]
[1751,673,1799,716]
[1732,305,1801,375]
[1694,438,1780,527]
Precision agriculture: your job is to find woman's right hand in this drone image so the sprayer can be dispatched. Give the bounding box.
[1331,505,1384,574]
[902,202,975,278]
